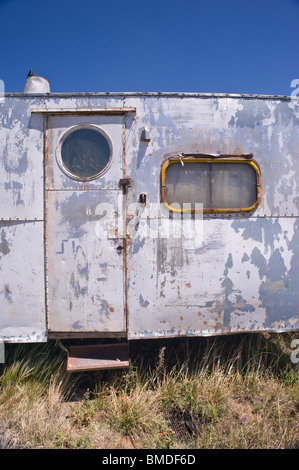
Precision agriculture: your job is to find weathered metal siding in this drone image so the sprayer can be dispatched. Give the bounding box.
[0,97,46,341]
[0,92,299,342]
[124,95,299,338]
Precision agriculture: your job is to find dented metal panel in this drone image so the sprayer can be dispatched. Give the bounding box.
[0,91,299,343]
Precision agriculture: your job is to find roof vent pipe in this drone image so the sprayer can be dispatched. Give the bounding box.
[23,69,50,93]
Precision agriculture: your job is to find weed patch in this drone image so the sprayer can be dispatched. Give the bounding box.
[0,334,298,449]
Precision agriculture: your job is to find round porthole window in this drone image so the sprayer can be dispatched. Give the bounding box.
[59,126,112,180]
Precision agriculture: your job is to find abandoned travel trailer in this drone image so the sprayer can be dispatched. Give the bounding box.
[0,71,298,370]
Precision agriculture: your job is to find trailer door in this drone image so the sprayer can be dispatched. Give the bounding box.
[45,113,127,335]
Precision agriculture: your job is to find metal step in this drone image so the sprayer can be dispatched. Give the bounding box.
[66,342,129,372]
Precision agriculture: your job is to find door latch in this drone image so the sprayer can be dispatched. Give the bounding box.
[119,178,132,194]
[119,178,132,188]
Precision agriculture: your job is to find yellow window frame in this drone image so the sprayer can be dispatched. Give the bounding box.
[161,155,261,214]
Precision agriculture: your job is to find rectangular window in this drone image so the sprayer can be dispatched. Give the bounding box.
[161,156,261,213]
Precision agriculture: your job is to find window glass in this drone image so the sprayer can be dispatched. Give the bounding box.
[210,163,257,209]
[165,163,211,206]
[61,128,111,180]
[164,160,259,212]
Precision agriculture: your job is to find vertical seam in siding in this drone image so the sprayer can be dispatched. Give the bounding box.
[43,114,50,334]
[123,111,128,335]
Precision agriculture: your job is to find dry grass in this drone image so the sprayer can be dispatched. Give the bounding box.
[0,333,298,449]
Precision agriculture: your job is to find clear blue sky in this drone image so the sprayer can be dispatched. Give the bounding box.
[0,0,298,96]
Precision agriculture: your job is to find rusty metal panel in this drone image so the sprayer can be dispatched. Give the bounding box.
[67,343,129,372]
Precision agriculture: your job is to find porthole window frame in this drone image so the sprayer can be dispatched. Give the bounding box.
[161,155,261,214]
[56,124,113,182]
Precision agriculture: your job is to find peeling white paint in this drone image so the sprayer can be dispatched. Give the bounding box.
[1,92,299,342]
